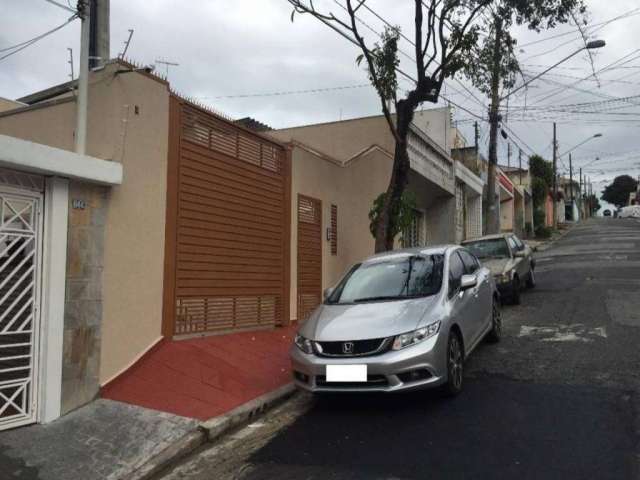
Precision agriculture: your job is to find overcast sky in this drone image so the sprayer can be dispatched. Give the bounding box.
[2,0,640,199]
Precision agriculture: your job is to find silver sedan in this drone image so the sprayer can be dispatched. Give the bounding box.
[290,245,501,395]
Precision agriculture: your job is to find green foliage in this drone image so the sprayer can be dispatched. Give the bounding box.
[529,154,553,186]
[601,175,639,208]
[529,155,553,210]
[356,26,400,103]
[535,225,553,239]
[531,177,548,211]
[464,0,587,97]
[533,209,546,230]
[369,191,417,243]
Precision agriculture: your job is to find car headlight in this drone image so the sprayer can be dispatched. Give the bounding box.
[495,272,511,284]
[294,333,313,354]
[392,321,441,350]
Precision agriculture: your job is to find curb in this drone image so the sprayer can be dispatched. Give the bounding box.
[201,383,297,442]
[121,383,297,480]
[534,224,575,252]
[123,429,207,480]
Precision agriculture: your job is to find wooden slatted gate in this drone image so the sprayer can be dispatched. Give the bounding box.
[163,97,291,336]
[297,195,322,321]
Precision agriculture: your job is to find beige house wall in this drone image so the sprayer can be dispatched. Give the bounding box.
[272,115,395,162]
[287,145,393,320]
[0,97,25,113]
[272,113,464,321]
[0,63,170,384]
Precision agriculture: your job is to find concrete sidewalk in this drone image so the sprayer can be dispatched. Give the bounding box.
[0,325,299,480]
[0,399,197,480]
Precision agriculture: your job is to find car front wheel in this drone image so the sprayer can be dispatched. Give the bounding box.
[443,331,464,396]
[486,298,502,343]
[511,276,521,305]
[526,267,536,289]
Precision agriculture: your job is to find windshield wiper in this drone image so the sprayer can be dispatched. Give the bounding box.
[353,295,404,303]
[353,295,424,303]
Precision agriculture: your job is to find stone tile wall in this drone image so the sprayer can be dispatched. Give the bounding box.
[61,181,108,415]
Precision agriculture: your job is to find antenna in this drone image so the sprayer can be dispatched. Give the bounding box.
[119,29,134,59]
[67,47,75,82]
[155,58,179,78]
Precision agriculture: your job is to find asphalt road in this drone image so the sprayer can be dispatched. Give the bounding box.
[159,218,640,480]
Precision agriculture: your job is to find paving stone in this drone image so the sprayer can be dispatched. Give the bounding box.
[0,399,198,480]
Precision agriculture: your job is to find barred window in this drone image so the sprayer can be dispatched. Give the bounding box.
[403,209,425,248]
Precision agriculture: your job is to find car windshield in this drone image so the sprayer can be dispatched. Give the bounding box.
[326,254,444,305]
[463,239,510,259]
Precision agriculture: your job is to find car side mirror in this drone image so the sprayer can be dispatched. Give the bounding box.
[460,274,477,290]
[514,250,526,258]
[323,287,334,300]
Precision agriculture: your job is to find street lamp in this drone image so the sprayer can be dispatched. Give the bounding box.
[500,40,606,102]
[559,133,603,158]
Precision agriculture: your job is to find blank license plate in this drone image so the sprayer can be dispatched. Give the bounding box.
[326,364,367,382]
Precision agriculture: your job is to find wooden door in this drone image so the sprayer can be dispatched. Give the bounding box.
[297,195,322,321]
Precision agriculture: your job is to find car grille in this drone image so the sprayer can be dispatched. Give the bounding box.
[313,337,391,357]
[315,374,389,389]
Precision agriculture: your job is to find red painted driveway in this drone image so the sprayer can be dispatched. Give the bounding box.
[102,325,297,420]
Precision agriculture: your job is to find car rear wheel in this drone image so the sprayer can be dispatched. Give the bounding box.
[526,267,536,289]
[443,331,464,396]
[511,276,521,305]
[486,298,502,343]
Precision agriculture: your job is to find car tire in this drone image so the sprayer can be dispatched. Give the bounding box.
[526,267,536,289]
[486,298,502,343]
[443,331,464,396]
[511,276,521,305]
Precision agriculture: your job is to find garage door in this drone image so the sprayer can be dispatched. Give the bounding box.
[164,97,291,336]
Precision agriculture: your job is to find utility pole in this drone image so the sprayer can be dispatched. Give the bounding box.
[474,121,479,150]
[579,168,583,219]
[507,142,511,168]
[88,0,109,69]
[552,122,558,229]
[486,14,503,234]
[518,148,522,185]
[76,0,90,155]
[569,154,573,201]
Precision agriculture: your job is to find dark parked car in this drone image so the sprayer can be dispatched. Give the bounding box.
[603,209,612,217]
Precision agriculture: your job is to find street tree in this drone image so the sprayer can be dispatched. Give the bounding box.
[288,0,489,252]
[602,175,639,208]
[462,0,587,234]
[529,155,552,210]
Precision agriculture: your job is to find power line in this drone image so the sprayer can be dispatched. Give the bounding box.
[519,6,640,49]
[0,14,78,62]
[196,83,371,99]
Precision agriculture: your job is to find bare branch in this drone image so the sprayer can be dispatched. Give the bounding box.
[571,10,599,87]
[344,0,400,142]
[433,1,488,77]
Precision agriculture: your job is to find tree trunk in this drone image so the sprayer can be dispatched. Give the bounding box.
[485,14,503,235]
[374,100,415,253]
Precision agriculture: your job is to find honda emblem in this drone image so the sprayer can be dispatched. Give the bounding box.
[342,342,354,354]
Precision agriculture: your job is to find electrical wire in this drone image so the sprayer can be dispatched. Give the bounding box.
[0,14,78,61]
[195,83,371,99]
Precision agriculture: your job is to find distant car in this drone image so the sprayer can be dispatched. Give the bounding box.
[619,205,640,218]
[603,209,612,217]
[461,233,535,305]
[291,246,501,395]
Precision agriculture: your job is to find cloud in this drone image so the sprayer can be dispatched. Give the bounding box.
[2,0,640,182]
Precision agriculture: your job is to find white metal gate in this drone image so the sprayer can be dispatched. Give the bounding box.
[0,186,42,430]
